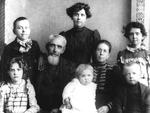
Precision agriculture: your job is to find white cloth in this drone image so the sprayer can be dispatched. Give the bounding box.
[61,78,97,113]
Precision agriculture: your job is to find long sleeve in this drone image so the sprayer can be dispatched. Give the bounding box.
[62,79,77,103]
[31,40,43,61]
[142,85,150,113]
[0,83,5,113]
[26,81,40,113]
[113,87,125,113]
[93,29,101,44]
[0,45,12,81]
[144,93,150,113]
[92,29,101,62]
[113,96,123,113]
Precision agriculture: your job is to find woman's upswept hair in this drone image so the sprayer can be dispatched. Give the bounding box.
[6,57,28,82]
[123,22,147,39]
[66,2,92,19]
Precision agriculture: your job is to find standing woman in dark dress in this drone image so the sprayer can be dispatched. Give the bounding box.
[60,2,101,65]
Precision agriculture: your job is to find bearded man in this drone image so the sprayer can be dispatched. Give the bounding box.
[37,34,76,113]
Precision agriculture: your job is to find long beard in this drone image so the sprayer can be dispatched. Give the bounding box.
[47,55,59,66]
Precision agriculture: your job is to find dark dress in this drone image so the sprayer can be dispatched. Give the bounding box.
[114,82,150,113]
[60,26,101,65]
[37,57,76,112]
[91,62,122,113]
[0,38,42,84]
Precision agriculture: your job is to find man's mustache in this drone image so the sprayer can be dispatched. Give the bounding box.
[49,52,59,56]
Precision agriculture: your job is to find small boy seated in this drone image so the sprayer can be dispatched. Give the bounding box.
[114,61,150,113]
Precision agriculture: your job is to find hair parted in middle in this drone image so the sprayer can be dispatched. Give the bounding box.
[92,40,112,64]
[6,57,28,83]
[94,40,112,53]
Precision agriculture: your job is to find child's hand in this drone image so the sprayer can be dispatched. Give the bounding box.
[64,97,72,109]
[97,106,109,113]
[50,108,59,113]
[0,90,3,103]
[66,103,72,109]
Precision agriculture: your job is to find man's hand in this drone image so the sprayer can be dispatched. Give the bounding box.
[97,106,109,113]
[38,56,45,71]
[50,108,59,113]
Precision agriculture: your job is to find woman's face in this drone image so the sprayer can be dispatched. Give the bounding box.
[128,28,144,48]
[95,43,110,63]
[72,9,87,28]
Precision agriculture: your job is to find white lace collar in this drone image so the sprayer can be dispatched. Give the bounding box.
[126,44,147,52]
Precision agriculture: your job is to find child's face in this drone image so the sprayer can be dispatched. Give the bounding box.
[128,28,144,47]
[8,63,23,84]
[13,19,30,41]
[123,63,141,85]
[95,43,110,63]
[78,69,93,85]
[72,9,87,28]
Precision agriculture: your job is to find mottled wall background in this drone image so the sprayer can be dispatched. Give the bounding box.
[4,0,131,64]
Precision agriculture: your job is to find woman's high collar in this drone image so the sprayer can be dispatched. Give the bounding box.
[126,44,147,52]
[92,61,107,67]
[72,26,86,32]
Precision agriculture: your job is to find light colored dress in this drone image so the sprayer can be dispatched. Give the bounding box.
[0,79,40,113]
[60,78,97,113]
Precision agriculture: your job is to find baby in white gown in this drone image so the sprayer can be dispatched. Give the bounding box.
[60,64,97,113]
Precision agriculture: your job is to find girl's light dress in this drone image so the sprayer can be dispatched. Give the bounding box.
[0,79,40,113]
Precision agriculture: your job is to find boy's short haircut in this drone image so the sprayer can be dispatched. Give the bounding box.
[6,57,28,82]
[13,17,28,29]
[123,21,147,39]
[120,61,141,73]
[45,34,67,51]
[66,2,92,19]
[75,64,93,77]
[94,40,112,53]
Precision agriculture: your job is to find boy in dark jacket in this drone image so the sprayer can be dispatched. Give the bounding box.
[0,17,44,85]
[114,61,150,113]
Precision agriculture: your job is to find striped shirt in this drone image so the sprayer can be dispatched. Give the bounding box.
[92,63,113,91]
[92,62,114,110]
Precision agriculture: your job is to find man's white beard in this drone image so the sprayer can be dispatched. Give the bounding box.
[47,55,59,66]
